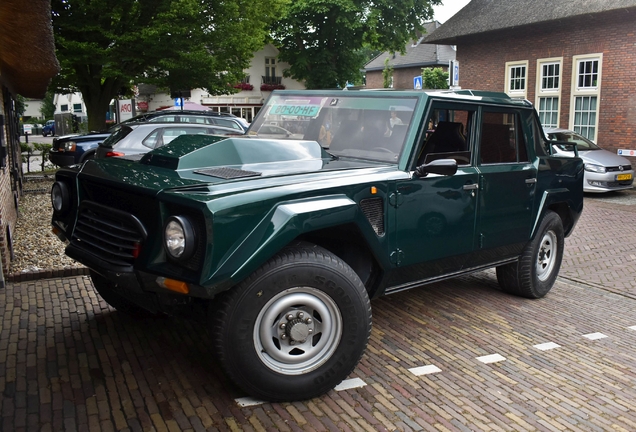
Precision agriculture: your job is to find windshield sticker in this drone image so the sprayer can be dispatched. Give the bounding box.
[270,104,321,117]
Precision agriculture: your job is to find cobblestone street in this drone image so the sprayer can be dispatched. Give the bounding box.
[1,191,636,431]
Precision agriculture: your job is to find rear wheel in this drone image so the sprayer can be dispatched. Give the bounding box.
[211,242,371,402]
[496,210,564,299]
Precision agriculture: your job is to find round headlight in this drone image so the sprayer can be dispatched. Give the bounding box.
[164,216,196,260]
[51,181,70,214]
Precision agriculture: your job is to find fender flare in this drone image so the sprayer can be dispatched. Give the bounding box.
[204,195,358,286]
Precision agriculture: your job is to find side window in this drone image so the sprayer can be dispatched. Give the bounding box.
[142,130,161,149]
[479,111,529,164]
[416,104,474,167]
[149,115,177,123]
[213,118,242,130]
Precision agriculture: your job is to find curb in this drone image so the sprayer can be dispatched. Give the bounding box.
[7,266,90,283]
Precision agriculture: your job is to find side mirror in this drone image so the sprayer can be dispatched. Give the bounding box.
[414,158,458,178]
[548,141,579,157]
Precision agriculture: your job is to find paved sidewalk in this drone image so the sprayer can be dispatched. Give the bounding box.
[1,191,636,431]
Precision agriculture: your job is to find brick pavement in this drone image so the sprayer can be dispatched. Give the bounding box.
[1,191,636,431]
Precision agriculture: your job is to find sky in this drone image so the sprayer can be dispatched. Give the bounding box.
[432,0,472,23]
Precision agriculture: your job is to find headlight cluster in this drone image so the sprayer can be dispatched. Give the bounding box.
[584,163,606,173]
[63,141,77,152]
[163,216,196,260]
[51,181,70,215]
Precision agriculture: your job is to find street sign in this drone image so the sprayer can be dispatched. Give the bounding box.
[450,60,459,87]
[23,124,32,135]
[175,98,182,107]
[414,76,423,90]
[618,149,636,157]
[118,99,135,122]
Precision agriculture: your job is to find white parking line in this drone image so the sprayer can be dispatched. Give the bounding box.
[334,377,367,391]
[476,354,506,364]
[533,342,561,351]
[409,365,442,376]
[628,325,636,331]
[583,332,608,340]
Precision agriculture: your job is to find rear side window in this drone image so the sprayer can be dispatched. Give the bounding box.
[480,111,529,164]
[101,126,133,148]
[142,127,212,149]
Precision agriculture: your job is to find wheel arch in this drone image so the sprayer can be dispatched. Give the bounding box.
[532,189,582,238]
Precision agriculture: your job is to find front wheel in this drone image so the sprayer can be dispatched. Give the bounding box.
[496,210,564,299]
[211,242,371,402]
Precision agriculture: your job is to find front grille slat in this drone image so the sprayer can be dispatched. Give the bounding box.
[71,201,146,267]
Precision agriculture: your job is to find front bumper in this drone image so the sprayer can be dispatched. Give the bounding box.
[49,150,78,167]
[584,170,634,193]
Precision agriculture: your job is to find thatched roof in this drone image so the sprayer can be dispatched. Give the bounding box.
[0,0,59,98]
[365,22,456,72]
[425,0,636,44]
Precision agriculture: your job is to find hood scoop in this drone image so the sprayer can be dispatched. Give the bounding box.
[194,167,262,179]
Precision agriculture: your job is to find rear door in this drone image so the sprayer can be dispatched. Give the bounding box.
[470,108,537,265]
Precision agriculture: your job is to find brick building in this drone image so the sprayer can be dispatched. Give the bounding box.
[364,21,455,89]
[0,0,59,282]
[424,0,636,163]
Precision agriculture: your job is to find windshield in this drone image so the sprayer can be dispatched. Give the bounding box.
[248,93,418,163]
[545,131,600,150]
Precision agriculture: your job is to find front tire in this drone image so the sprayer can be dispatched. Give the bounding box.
[496,210,564,299]
[212,242,371,402]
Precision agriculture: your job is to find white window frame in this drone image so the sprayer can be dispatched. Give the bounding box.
[505,61,528,98]
[570,54,602,142]
[535,57,562,128]
[265,57,276,79]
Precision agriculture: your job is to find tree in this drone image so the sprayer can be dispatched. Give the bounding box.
[51,0,284,131]
[40,90,56,120]
[271,0,441,89]
[422,67,449,89]
[382,58,393,89]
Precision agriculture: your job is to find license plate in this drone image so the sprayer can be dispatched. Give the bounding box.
[617,173,632,181]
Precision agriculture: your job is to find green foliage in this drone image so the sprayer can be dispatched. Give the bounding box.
[272,0,440,89]
[422,67,449,89]
[51,0,285,130]
[382,58,394,89]
[15,95,26,117]
[40,90,56,120]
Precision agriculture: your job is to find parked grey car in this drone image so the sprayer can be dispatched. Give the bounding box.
[544,127,633,193]
[95,122,242,160]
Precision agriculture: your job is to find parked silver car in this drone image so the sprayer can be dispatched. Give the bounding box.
[95,122,241,159]
[544,127,633,193]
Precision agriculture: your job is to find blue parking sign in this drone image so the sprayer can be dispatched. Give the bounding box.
[414,76,423,90]
[175,98,182,107]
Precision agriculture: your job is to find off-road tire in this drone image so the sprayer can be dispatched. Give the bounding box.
[211,241,372,402]
[90,270,154,317]
[496,210,564,299]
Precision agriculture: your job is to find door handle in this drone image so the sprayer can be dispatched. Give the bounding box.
[525,178,537,184]
[463,184,479,190]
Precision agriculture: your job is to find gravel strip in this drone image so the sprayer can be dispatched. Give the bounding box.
[9,175,85,275]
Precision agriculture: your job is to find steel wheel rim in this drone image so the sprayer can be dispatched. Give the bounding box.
[536,230,557,281]
[254,287,343,375]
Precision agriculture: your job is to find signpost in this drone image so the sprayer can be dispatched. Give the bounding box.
[618,149,636,157]
[413,76,423,90]
[117,99,135,122]
[449,60,460,88]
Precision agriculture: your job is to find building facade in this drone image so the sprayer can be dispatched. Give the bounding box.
[139,44,305,123]
[364,22,456,90]
[425,0,636,162]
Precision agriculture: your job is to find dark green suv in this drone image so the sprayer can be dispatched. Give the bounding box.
[51,89,584,402]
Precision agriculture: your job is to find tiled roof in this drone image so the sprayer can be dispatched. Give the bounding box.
[425,0,636,44]
[364,22,456,71]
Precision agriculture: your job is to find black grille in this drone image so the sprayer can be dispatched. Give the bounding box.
[71,201,147,267]
[194,167,261,179]
[360,197,385,236]
[607,165,632,172]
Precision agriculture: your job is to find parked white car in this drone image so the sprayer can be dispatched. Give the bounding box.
[544,127,633,193]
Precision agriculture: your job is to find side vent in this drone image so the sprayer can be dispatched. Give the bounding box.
[360,197,385,236]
